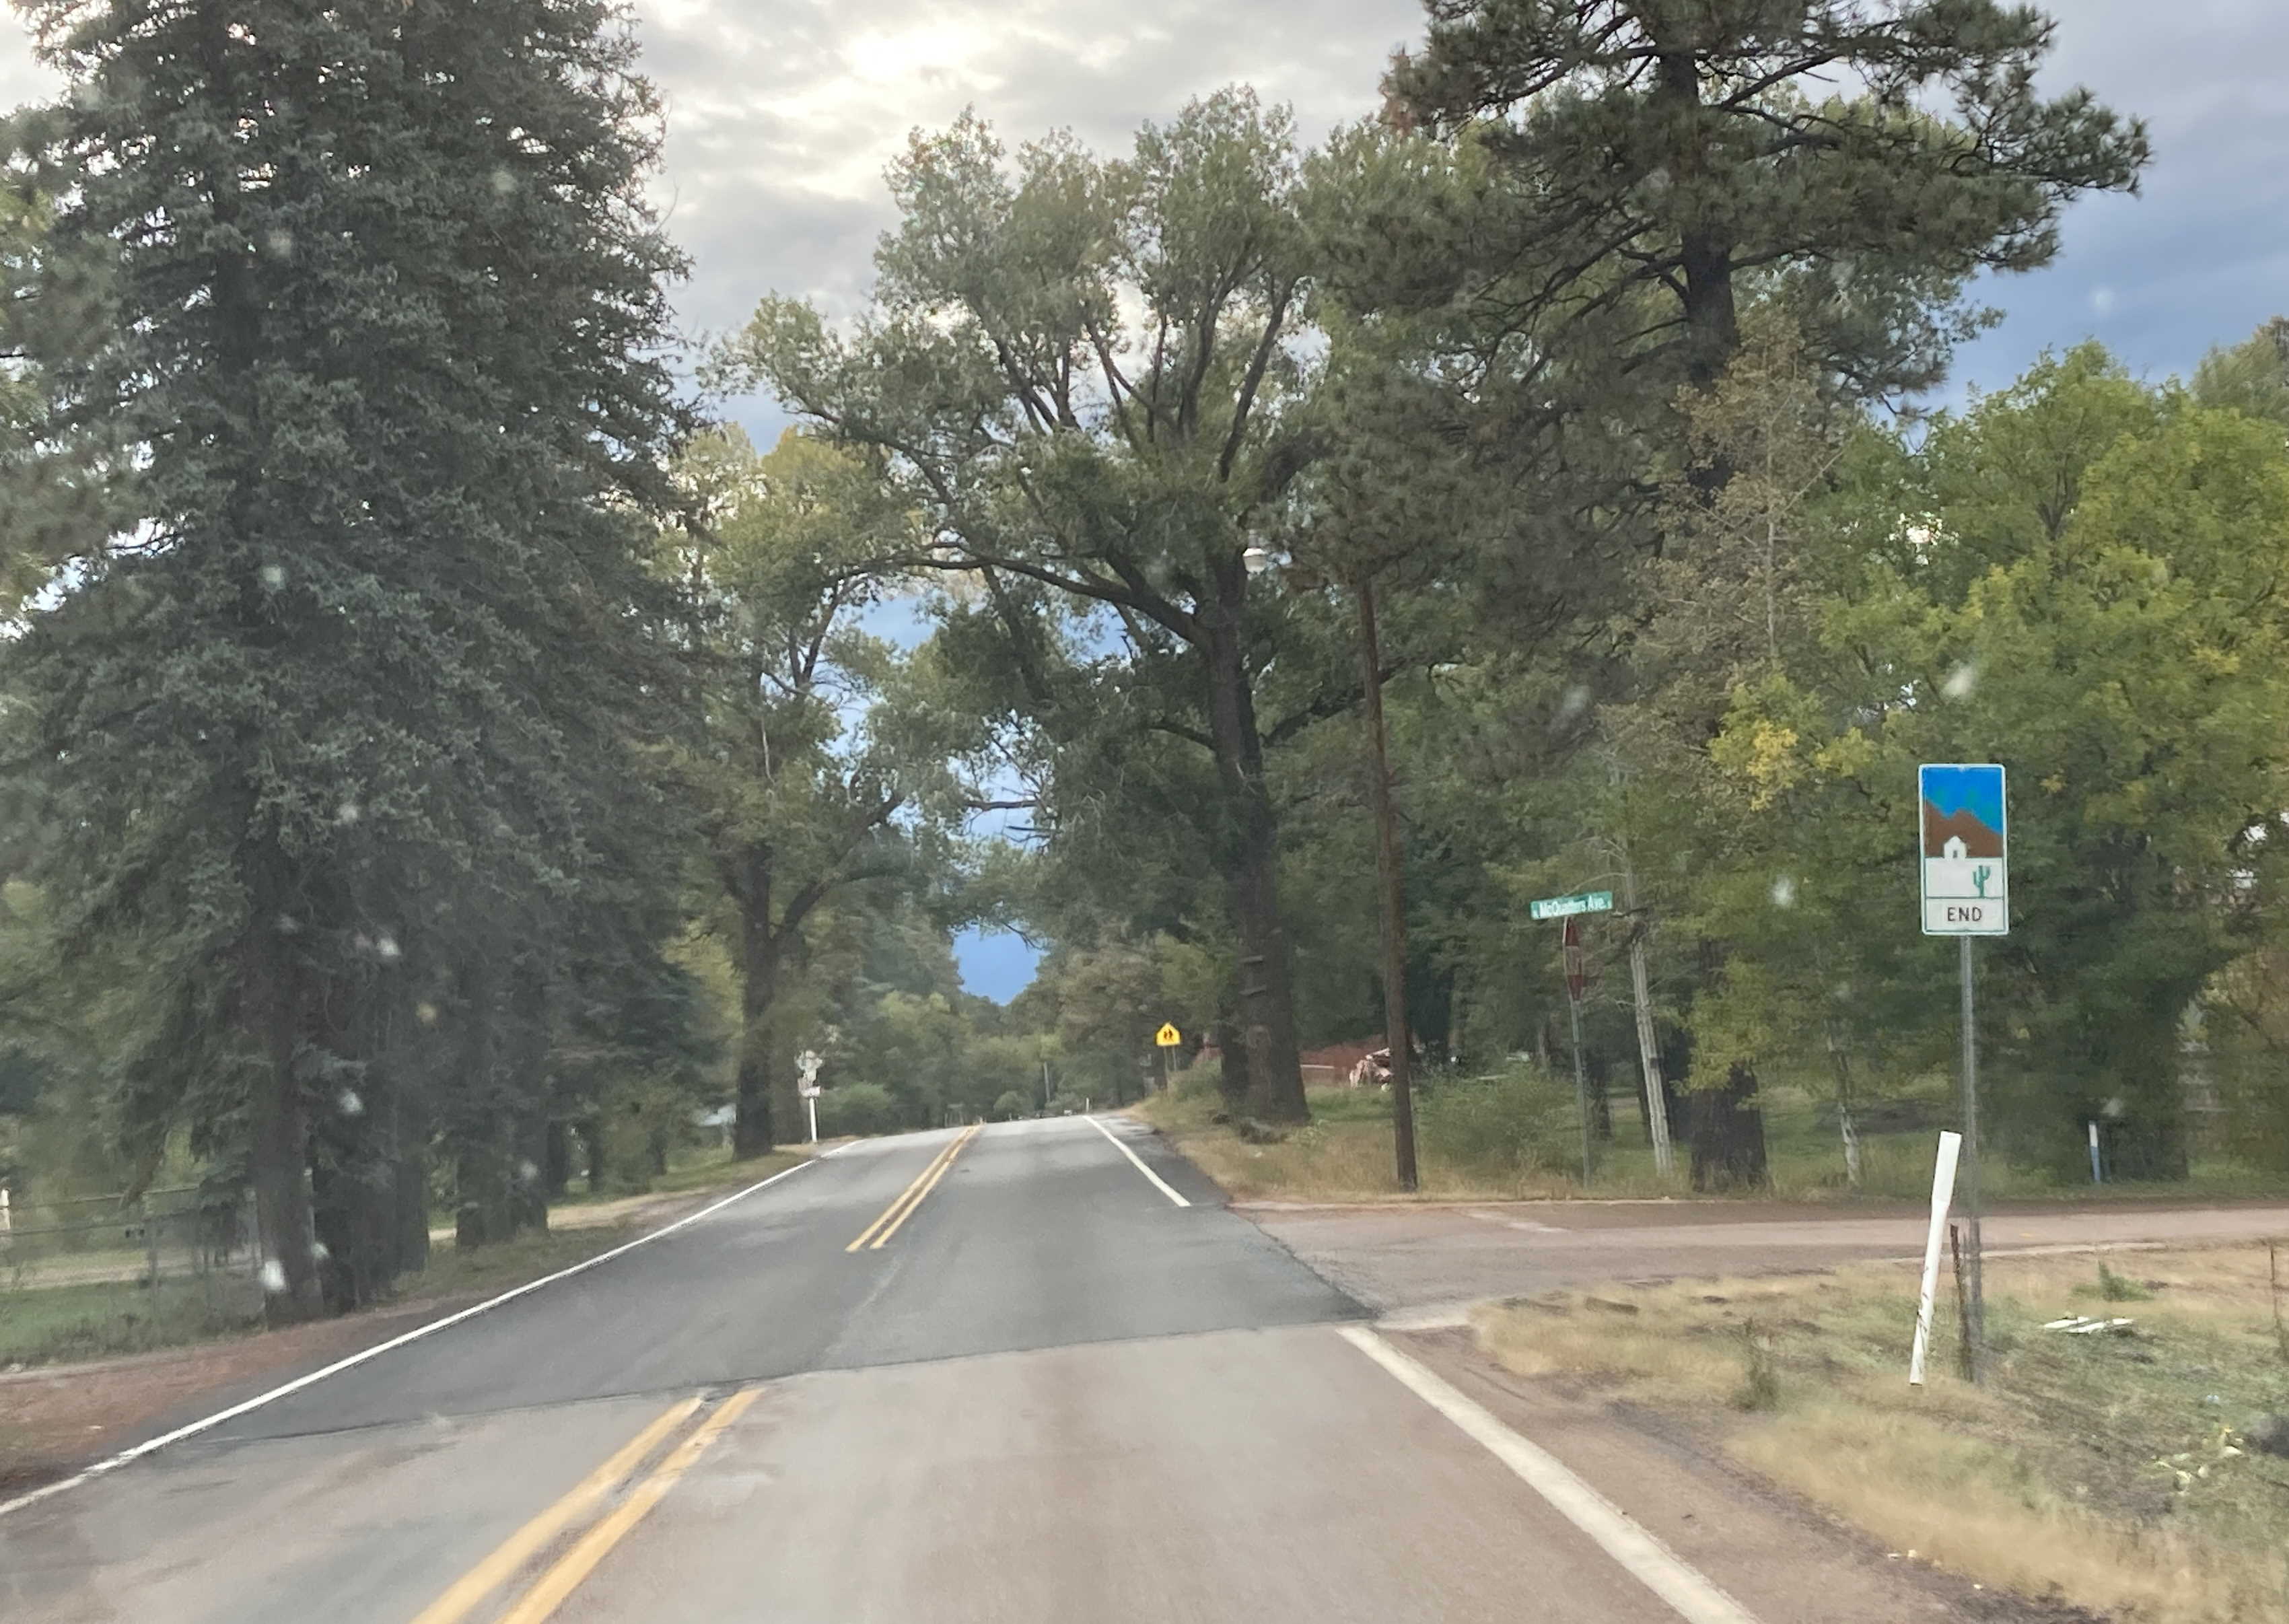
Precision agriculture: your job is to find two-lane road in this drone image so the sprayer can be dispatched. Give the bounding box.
[4,1118,1839,1624]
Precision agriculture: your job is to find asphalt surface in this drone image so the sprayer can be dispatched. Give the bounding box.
[9,1115,2208,1624]
[1251,1195,2289,1318]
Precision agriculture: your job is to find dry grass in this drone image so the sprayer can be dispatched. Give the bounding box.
[1130,1084,1610,1203]
[1477,1244,2289,1623]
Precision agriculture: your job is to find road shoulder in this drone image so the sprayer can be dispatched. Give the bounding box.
[1384,1325,2097,1624]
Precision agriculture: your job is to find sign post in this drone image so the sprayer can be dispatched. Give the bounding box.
[1908,1130,1963,1386]
[1563,918,1593,1185]
[1532,891,1613,1187]
[1153,1022,1181,1094]
[798,1049,822,1145]
[1920,763,2007,1384]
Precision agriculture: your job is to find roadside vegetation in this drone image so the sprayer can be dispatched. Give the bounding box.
[1137,1065,2286,1207]
[1474,1242,2289,1623]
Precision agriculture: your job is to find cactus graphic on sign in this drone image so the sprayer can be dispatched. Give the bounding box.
[1920,764,2008,935]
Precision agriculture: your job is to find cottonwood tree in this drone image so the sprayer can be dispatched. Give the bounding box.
[721,91,1350,1123]
[663,427,977,1154]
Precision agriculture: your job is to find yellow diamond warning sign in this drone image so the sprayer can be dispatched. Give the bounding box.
[1154,1023,1182,1048]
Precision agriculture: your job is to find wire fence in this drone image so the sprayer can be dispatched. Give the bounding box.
[0,1182,263,1296]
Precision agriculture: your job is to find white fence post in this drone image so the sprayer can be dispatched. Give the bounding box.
[1909,1129,1964,1386]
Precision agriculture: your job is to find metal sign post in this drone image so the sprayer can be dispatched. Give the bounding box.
[1153,1022,1181,1094]
[1532,892,1613,1188]
[1920,763,2007,1384]
[798,1049,822,1145]
[1563,918,1593,1186]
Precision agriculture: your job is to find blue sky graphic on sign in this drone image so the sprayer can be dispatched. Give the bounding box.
[1920,765,2006,839]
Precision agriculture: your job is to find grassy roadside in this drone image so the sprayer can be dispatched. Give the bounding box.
[1131,1079,2286,1206]
[1,1147,808,1369]
[1474,1242,2289,1623]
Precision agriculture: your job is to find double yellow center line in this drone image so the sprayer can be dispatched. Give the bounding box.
[409,1386,759,1624]
[847,1123,981,1252]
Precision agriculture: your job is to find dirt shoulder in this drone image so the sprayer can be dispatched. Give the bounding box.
[1465,1243,2289,1624]
[1388,1325,2103,1624]
[0,1149,810,1499]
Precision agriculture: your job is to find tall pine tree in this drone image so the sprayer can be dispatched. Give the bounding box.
[3,1,691,1317]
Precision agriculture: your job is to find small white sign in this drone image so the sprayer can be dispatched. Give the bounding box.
[1920,764,2008,935]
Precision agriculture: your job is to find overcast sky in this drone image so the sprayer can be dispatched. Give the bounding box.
[3,1,2282,996]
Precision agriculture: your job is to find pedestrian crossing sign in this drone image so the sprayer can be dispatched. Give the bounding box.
[1154,1023,1181,1048]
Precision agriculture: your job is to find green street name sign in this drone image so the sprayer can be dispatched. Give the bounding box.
[1528,890,1614,921]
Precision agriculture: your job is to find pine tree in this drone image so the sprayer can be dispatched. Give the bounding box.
[3,0,690,1317]
[1384,0,2150,400]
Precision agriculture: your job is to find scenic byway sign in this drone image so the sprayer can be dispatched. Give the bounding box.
[1920,763,2008,935]
[1528,890,1613,921]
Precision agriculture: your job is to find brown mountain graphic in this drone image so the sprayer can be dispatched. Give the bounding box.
[1923,804,2003,859]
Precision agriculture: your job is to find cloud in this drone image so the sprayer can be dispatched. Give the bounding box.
[3,0,2284,418]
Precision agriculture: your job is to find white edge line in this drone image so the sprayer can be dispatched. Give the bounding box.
[1084,1114,1191,1207]
[1337,1326,1761,1624]
[0,1156,821,1523]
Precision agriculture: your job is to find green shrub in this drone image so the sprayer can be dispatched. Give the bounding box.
[993,1089,1028,1121]
[816,1082,902,1138]
[1417,1060,1578,1174]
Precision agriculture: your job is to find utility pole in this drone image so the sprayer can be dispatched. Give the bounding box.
[1355,577,1418,1191]
[1618,849,1674,1177]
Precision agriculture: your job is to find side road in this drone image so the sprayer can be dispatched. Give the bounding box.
[1248,1196,2289,1318]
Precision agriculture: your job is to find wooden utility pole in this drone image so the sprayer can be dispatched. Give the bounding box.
[1355,578,1418,1191]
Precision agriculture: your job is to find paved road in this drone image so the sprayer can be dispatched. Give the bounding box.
[1,1117,2067,1624]
[1248,1195,2289,1319]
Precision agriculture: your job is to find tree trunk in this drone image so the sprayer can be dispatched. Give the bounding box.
[506,964,551,1237]
[580,1117,608,1195]
[452,959,514,1249]
[1689,1063,1770,1191]
[1202,589,1307,1124]
[1356,580,1419,1190]
[394,1138,430,1281]
[1657,47,1738,394]
[733,845,779,1157]
[1823,1015,1863,1191]
[246,913,324,1324]
[2099,1014,2191,1181]
[544,1119,572,1199]
[308,962,402,1312]
[1212,1014,1248,1114]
